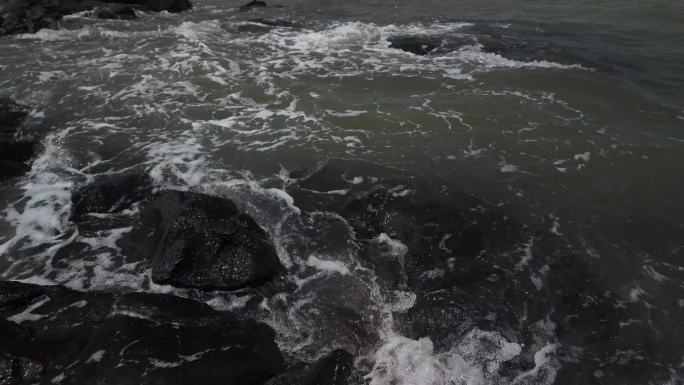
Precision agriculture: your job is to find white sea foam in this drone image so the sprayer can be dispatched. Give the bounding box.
[0,128,78,267]
[15,27,93,41]
[171,20,223,41]
[7,296,50,324]
[305,255,350,275]
[366,330,524,385]
[253,21,582,82]
[367,330,557,385]
[146,130,208,187]
[376,233,409,259]
[86,350,106,363]
[452,43,583,70]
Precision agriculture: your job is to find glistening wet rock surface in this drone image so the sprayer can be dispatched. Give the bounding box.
[118,190,283,291]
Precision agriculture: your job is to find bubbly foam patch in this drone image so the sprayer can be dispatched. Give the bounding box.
[0,128,78,275]
[252,21,582,81]
[367,330,557,385]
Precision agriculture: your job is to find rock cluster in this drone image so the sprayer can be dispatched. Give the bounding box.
[0,0,192,36]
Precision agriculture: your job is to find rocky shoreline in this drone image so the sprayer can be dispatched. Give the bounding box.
[0,0,192,36]
[1,176,354,384]
[1,1,682,384]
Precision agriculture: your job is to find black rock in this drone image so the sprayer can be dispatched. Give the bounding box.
[0,281,284,385]
[388,35,442,56]
[289,158,528,347]
[118,190,283,291]
[0,98,28,135]
[0,140,38,180]
[95,6,137,20]
[0,0,192,36]
[239,0,267,11]
[70,173,153,229]
[113,0,192,13]
[0,98,38,181]
[387,34,478,56]
[267,349,354,385]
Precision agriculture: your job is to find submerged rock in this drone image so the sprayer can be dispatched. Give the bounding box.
[95,6,137,20]
[119,190,283,291]
[290,158,521,291]
[0,0,191,36]
[0,98,28,134]
[387,35,443,56]
[0,281,284,385]
[239,0,267,11]
[386,25,593,68]
[70,173,153,230]
[0,140,38,180]
[266,349,354,385]
[120,0,192,13]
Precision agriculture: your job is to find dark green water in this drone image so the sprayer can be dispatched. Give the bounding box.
[1,0,683,383]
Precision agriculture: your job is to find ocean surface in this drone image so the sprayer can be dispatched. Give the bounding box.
[1,0,683,383]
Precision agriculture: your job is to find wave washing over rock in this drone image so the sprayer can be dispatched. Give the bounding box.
[1,0,684,384]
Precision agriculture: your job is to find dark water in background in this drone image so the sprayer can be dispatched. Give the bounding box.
[1,0,683,384]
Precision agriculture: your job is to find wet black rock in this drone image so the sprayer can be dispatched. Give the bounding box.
[344,186,520,292]
[0,0,191,36]
[290,158,520,291]
[0,99,28,134]
[116,0,192,13]
[289,159,533,349]
[0,281,284,385]
[267,349,354,385]
[0,98,38,181]
[95,5,137,20]
[119,190,283,291]
[0,140,38,180]
[385,25,595,70]
[70,173,153,230]
[387,35,443,56]
[239,0,267,11]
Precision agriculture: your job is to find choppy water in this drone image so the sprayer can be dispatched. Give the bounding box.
[1,0,683,384]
